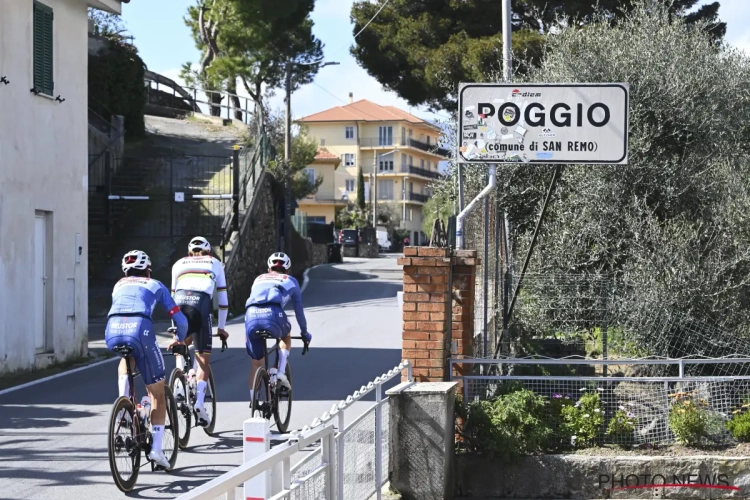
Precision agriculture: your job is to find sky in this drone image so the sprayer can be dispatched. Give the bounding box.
[120,0,750,123]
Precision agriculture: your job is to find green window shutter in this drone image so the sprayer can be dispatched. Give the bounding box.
[33,2,53,96]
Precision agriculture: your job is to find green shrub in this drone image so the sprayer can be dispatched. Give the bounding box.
[606,408,637,446]
[727,407,750,442]
[561,391,604,448]
[460,388,552,462]
[668,391,709,446]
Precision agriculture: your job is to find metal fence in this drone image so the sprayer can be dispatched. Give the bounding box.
[176,361,412,500]
[452,357,750,447]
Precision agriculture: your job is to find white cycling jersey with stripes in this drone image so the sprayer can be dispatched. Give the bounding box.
[171,255,229,329]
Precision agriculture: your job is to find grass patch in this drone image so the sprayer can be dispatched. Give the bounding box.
[0,351,115,391]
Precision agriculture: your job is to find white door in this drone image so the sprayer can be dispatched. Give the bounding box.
[34,215,47,351]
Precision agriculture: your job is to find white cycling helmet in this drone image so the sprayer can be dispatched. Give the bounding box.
[188,236,211,253]
[268,252,291,270]
[122,250,151,273]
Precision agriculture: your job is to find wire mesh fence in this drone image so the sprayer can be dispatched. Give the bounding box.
[455,358,750,447]
[462,181,502,359]
[287,401,389,500]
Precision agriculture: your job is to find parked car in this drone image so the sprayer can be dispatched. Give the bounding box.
[338,228,360,247]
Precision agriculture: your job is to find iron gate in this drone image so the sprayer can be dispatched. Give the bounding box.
[89,149,240,239]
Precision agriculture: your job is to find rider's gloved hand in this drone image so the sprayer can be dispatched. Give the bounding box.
[302,331,312,344]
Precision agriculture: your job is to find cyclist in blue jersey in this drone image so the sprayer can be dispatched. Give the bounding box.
[244,252,311,402]
[106,250,188,468]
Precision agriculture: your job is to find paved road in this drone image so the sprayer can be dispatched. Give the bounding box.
[0,257,403,500]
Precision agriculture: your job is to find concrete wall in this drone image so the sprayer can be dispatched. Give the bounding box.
[0,0,94,373]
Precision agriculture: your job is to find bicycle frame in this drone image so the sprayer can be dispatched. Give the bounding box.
[121,354,150,452]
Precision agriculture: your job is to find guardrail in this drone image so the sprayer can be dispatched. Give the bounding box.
[176,360,413,500]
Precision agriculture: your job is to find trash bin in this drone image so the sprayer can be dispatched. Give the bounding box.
[327,243,343,264]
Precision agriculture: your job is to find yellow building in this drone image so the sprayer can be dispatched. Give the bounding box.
[297,96,449,245]
[297,148,343,223]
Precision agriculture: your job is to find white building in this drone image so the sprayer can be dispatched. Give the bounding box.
[0,0,127,375]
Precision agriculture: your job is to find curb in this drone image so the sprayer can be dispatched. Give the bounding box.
[301,263,328,294]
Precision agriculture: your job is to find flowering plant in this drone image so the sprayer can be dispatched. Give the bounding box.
[561,389,604,448]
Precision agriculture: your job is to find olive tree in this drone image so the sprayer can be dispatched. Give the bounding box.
[438,1,750,348]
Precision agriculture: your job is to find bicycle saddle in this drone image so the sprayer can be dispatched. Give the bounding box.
[112,345,135,356]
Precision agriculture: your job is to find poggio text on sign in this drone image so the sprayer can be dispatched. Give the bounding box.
[458,83,629,164]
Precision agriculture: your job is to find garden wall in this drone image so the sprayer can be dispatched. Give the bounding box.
[455,454,750,499]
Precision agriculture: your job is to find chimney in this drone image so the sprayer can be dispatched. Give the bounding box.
[349,92,353,104]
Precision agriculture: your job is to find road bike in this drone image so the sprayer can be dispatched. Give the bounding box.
[250,332,309,433]
[106,345,179,493]
[167,329,227,449]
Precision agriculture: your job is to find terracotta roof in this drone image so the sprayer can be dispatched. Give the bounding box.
[314,148,340,161]
[299,99,435,128]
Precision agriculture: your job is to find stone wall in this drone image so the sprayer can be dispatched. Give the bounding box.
[342,243,379,258]
[224,171,283,313]
[224,170,327,313]
[455,454,750,499]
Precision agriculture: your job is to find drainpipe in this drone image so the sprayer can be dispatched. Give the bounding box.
[456,165,497,249]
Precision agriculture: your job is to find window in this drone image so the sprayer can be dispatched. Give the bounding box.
[426,160,431,170]
[308,216,326,224]
[343,153,355,167]
[378,126,393,146]
[303,168,315,185]
[408,208,413,221]
[427,136,431,145]
[378,180,394,200]
[420,159,425,169]
[345,126,354,139]
[379,153,393,172]
[320,138,325,146]
[409,155,413,166]
[345,179,355,192]
[33,1,54,96]
[401,127,406,145]
[401,154,407,170]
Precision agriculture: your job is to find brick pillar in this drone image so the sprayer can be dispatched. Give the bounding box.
[398,247,479,384]
[398,247,451,382]
[450,250,478,391]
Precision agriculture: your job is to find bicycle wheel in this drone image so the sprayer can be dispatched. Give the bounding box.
[250,367,272,420]
[161,386,179,470]
[168,368,191,449]
[203,369,217,435]
[273,362,293,433]
[107,396,141,492]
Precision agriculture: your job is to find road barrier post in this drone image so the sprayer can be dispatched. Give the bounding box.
[244,416,270,499]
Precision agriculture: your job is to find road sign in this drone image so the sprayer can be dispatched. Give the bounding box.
[458,83,629,164]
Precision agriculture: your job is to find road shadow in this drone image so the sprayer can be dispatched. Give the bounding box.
[209,347,404,404]
[0,346,402,407]
[302,265,402,310]
[0,405,98,430]
[126,464,237,499]
[183,430,242,455]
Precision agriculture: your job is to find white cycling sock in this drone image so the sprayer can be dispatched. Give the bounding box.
[278,349,290,376]
[196,380,207,407]
[118,375,130,398]
[152,425,164,452]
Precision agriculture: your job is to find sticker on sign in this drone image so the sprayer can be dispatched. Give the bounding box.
[458,83,629,164]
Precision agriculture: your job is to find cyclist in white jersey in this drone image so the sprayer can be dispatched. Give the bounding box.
[168,236,229,427]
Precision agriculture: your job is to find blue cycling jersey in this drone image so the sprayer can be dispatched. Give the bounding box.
[245,273,308,333]
[108,277,188,341]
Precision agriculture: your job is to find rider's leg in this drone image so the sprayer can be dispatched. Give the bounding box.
[277,334,293,388]
[137,320,171,468]
[145,380,171,467]
[117,357,136,397]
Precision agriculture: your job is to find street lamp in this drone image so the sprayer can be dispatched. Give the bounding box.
[373,148,398,228]
[402,175,409,222]
[281,58,340,253]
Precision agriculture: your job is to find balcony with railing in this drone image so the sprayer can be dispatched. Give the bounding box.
[299,192,348,204]
[409,192,430,203]
[358,136,450,157]
[372,164,443,180]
